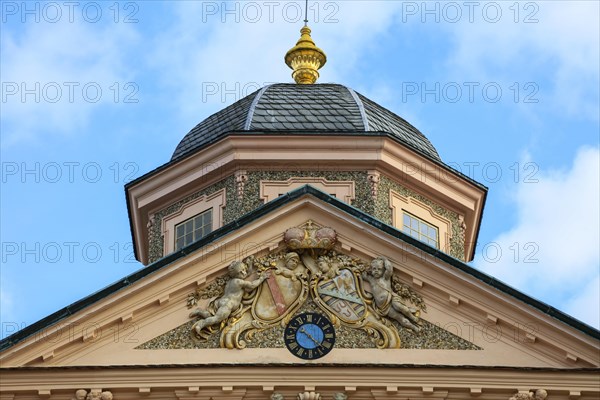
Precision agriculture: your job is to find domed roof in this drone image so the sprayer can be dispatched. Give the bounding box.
[172,84,440,161]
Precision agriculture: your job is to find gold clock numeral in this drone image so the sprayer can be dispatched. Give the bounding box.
[289,342,298,350]
[296,348,305,357]
[325,333,334,339]
[322,341,332,349]
[285,334,295,341]
[306,314,313,323]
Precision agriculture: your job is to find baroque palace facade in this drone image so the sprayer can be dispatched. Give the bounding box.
[1,25,599,400]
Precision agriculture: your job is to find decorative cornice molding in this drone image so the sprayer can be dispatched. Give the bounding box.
[0,367,598,395]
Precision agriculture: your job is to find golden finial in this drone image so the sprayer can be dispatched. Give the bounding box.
[285,25,327,84]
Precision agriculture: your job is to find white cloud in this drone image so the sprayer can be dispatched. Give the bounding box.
[445,1,599,120]
[475,146,600,328]
[1,19,140,146]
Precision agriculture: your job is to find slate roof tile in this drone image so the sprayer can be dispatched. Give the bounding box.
[172,83,441,161]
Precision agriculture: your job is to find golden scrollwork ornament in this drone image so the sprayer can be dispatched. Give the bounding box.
[187,221,425,350]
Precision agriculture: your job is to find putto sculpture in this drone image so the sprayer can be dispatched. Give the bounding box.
[74,390,113,400]
[362,257,421,332]
[189,260,269,336]
[509,390,548,400]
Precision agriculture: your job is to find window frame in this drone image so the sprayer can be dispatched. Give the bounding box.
[161,189,226,255]
[174,208,214,251]
[401,211,440,248]
[389,190,451,253]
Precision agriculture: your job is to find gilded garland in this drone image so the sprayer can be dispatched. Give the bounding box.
[187,221,425,349]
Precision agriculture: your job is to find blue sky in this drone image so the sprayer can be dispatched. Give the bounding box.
[1,1,599,340]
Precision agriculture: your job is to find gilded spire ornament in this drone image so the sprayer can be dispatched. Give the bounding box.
[285,25,327,84]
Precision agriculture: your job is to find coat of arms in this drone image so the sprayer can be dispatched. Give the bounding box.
[187,221,423,349]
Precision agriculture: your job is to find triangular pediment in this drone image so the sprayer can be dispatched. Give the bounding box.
[138,266,479,353]
[1,189,598,369]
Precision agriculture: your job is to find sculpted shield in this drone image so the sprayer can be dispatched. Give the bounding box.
[252,254,307,322]
[317,268,366,323]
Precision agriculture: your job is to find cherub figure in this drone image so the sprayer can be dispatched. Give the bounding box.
[509,390,548,400]
[362,256,421,332]
[99,393,113,400]
[316,256,339,279]
[75,390,88,400]
[74,391,112,400]
[274,252,305,281]
[189,260,268,335]
[270,393,285,400]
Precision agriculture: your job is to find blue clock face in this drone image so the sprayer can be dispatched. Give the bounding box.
[284,312,335,360]
[295,323,324,349]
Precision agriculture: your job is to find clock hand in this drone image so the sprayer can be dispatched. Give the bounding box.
[300,327,321,347]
